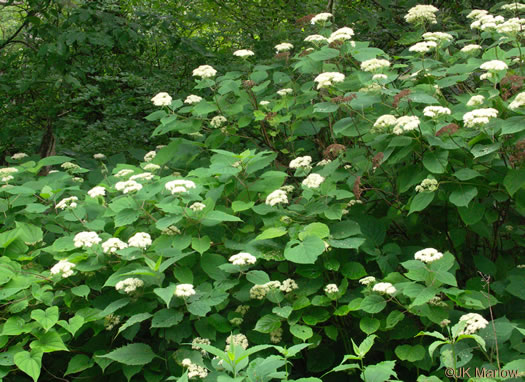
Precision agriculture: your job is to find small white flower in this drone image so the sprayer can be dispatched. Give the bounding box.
[72,177,84,183]
[11,153,28,160]
[277,88,293,96]
[161,225,181,235]
[360,58,391,72]
[165,179,196,194]
[480,60,508,71]
[280,185,295,193]
[189,202,206,212]
[151,92,172,106]
[423,106,451,118]
[74,232,102,248]
[302,173,325,188]
[50,259,76,278]
[270,327,283,343]
[280,278,298,293]
[128,232,152,249]
[372,74,388,81]
[327,27,354,43]
[316,159,332,166]
[304,34,328,43]
[415,178,439,192]
[192,65,217,78]
[250,284,268,300]
[458,313,489,335]
[314,72,345,89]
[311,12,333,24]
[359,276,376,286]
[87,186,106,198]
[115,169,134,178]
[260,100,270,106]
[422,32,453,43]
[233,49,254,57]
[324,284,339,294]
[175,283,196,297]
[102,238,128,254]
[461,44,482,53]
[496,18,521,35]
[210,115,227,128]
[404,4,439,25]
[184,94,203,104]
[467,10,489,20]
[372,114,397,132]
[393,116,420,134]
[229,252,257,266]
[115,278,144,294]
[409,41,437,53]
[372,282,396,295]
[130,172,154,182]
[115,180,142,194]
[266,189,289,206]
[144,163,161,171]
[226,333,249,351]
[414,248,444,263]
[192,337,212,355]
[61,162,79,170]
[93,153,106,160]
[509,92,525,110]
[275,42,293,52]
[467,95,485,107]
[144,151,156,162]
[1,175,14,182]
[104,314,121,330]
[289,156,312,169]
[56,196,79,210]
[463,108,498,128]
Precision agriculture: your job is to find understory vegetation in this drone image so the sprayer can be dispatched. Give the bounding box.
[1,0,525,381]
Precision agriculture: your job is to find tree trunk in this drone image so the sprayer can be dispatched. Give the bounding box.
[37,122,56,176]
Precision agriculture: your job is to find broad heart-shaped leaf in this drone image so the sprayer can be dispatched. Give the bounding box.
[154,284,177,307]
[360,295,386,314]
[307,46,340,61]
[96,343,157,366]
[423,150,448,174]
[30,329,68,353]
[117,313,153,336]
[187,301,212,317]
[290,324,313,341]
[14,350,42,382]
[284,236,325,264]
[57,315,85,337]
[15,222,43,245]
[65,354,94,376]
[31,306,59,332]
[254,314,281,333]
[115,208,141,227]
[200,210,242,226]
[360,317,380,335]
[408,192,435,215]
[449,185,478,207]
[254,227,287,241]
[395,345,425,362]
[192,236,211,254]
[504,168,525,196]
[362,360,397,382]
[298,222,330,240]
[151,309,184,328]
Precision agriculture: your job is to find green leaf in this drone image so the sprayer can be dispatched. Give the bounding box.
[71,285,90,299]
[31,306,59,332]
[192,101,218,116]
[246,270,270,285]
[65,354,94,376]
[341,262,366,279]
[117,313,153,335]
[284,236,326,264]
[188,301,211,317]
[362,360,397,382]
[30,330,68,352]
[360,295,386,314]
[1,317,28,335]
[308,47,340,61]
[14,350,42,382]
[360,317,380,335]
[201,210,242,226]
[358,334,377,357]
[449,185,478,207]
[471,142,500,158]
[154,285,177,307]
[115,208,141,227]
[290,324,313,341]
[408,192,435,215]
[273,306,293,319]
[151,309,183,328]
[504,168,525,196]
[313,102,338,113]
[423,150,448,174]
[254,314,281,333]
[231,201,255,212]
[458,204,485,225]
[15,222,43,245]
[298,223,330,240]
[453,168,481,181]
[192,236,211,254]
[96,343,157,365]
[395,345,425,362]
[254,227,287,241]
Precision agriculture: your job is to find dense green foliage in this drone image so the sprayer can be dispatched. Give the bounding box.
[2,0,525,381]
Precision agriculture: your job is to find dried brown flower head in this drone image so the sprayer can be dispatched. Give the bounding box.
[296,14,316,25]
[393,89,411,108]
[330,94,356,104]
[243,80,256,89]
[323,143,346,159]
[274,52,290,61]
[264,112,277,121]
[436,123,459,137]
[500,75,525,101]
[353,175,362,200]
[372,152,384,168]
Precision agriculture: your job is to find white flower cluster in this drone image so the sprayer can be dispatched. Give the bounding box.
[175,284,196,297]
[270,327,283,343]
[185,95,203,104]
[467,95,485,107]
[324,284,339,294]
[210,115,227,128]
[74,232,101,248]
[304,34,328,43]
[115,180,143,194]
[317,159,331,166]
[372,282,396,295]
[359,276,376,286]
[510,92,525,110]
[423,106,451,118]
[191,337,211,357]
[372,74,388,81]
[128,232,152,249]
[501,3,525,11]
[422,32,453,43]
[104,314,121,330]
[250,280,293,299]
[302,173,325,188]
[414,247,443,263]
[233,49,254,57]
[360,58,390,73]
[480,60,508,72]
[56,196,79,210]
[393,116,420,135]
[277,88,293,96]
[466,10,488,20]
[192,65,217,78]
[280,278,298,293]
[404,4,439,24]
[144,163,160,171]
[229,252,256,266]
[88,186,106,198]
[93,153,106,160]
[181,359,208,379]
[458,313,489,335]
[429,296,448,308]
[165,179,196,194]
[266,189,289,206]
[415,178,439,192]
[280,185,294,193]
[102,238,128,254]
[461,44,482,53]
[226,333,249,351]
[314,72,345,89]
[275,42,293,53]
[50,259,76,278]
[151,92,172,106]
[115,278,144,294]
[409,41,437,53]
[115,169,134,178]
[130,172,154,182]
[189,202,206,212]
[61,162,79,170]
[235,305,250,315]
[143,151,156,163]
[72,177,84,183]
[0,167,18,182]
[463,108,498,128]
[347,199,363,207]
[260,100,270,106]
[496,18,523,35]
[470,13,505,31]
[161,225,181,235]
[289,155,312,169]
[327,27,354,43]
[11,153,28,160]
[311,12,333,24]
[372,114,397,132]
